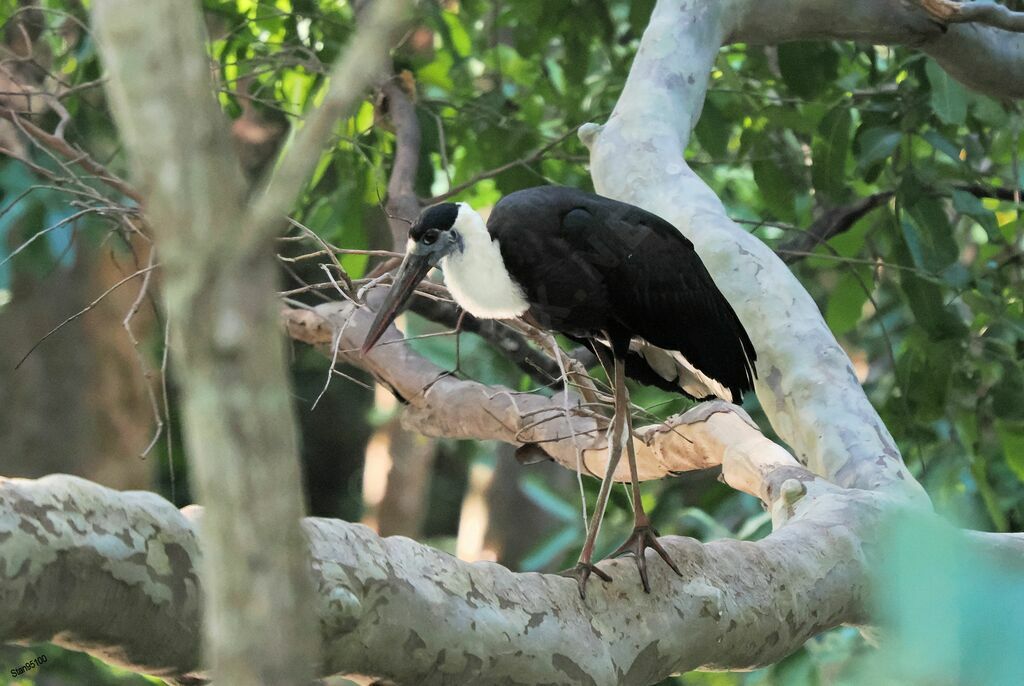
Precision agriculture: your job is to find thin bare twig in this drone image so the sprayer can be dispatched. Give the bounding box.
[14,264,158,369]
[0,108,143,203]
[425,124,584,203]
[123,248,164,457]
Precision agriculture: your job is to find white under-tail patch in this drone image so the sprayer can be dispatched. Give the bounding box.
[631,338,733,403]
[440,203,529,319]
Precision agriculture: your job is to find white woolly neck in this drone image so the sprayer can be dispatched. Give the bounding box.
[439,204,529,319]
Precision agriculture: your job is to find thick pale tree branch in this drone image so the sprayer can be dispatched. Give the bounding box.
[3,473,1022,684]
[725,0,1024,99]
[918,0,1024,33]
[582,0,929,504]
[284,300,788,486]
[281,277,897,501]
[92,0,321,682]
[89,0,408,682]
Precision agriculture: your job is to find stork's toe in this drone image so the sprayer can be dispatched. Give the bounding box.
[612,525,682,593]
[559,561,612,600]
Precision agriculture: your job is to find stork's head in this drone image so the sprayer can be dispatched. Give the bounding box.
[361,202,478,354]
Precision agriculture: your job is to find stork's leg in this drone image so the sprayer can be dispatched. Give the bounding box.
[611,401,683,592]
[559,353,629,599]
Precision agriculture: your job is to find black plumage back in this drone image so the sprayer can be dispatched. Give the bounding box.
[489,186,757,402]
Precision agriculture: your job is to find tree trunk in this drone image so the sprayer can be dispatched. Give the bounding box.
[91,2,318,682]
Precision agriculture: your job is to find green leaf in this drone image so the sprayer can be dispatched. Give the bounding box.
[952,189,1000,241]
[750,131,805,220]
[921,130,963,163]
[971,94,1009,127]
[897,336,959,420]
[901,195,959,272]
[777,42,839,99]
[855,126,901,174]
[992,363,1024,421]
[695,94,731,158]
[899,272,966,340]
[890,212,967,340]
[812,107,853,202]
[826,268,871,335]
[441,11,471,58]
[996,420,1024,484]
[925,59,967,126]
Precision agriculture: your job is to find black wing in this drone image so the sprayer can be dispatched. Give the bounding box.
[568,196,756,401]
[490,187,756,401]
[573,196,757,401]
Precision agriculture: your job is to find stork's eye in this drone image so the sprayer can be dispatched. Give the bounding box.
[422,229,441,245]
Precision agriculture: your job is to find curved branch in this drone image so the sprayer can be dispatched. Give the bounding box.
[583,0,928,504]
[918,0,1024,33]
[381,76,423,247]
[4,473,1023,684]
[725,0,1024,99]
[283,299,790,487]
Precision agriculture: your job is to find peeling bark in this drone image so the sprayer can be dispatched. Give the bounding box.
[2,473,1021,684]
[5,0,1024,684]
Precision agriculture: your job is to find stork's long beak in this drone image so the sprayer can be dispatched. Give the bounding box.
[361,252,434,355]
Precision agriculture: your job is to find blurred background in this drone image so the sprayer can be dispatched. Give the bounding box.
[0,0,1022,684]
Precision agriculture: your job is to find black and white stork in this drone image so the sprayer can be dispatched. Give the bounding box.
[362,186,757,597]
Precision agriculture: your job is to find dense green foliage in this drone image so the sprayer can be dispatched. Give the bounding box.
[1,0,1022,684]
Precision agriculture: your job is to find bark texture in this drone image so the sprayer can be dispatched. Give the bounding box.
[581,0,927,502]
[3,0,1024,684]
[2,470,1022,684]
[89,0,408,683]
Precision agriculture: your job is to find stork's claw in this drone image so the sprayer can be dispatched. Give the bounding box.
[611,525,682,593]
[559,561,612,599]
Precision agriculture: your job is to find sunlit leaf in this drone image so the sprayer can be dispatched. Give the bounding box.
[925,59,967,126]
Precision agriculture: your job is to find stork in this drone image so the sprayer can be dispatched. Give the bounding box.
[362,186,757,597]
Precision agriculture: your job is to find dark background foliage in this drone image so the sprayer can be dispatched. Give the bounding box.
[0,0,1021,683]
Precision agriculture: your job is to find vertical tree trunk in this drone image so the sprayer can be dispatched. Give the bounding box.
[92,2,317,683]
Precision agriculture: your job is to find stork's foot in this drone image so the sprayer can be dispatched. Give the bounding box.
[559,561,612,600]
[611,525,682,593]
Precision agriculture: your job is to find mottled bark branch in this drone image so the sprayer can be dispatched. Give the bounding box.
[92,0,320,682]
[582,0,930,504]
[918,0,1024,33]
[90,0,409,683]
[725,0,1024,99]
[4,473,1023,684]
[283,300,789,488]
